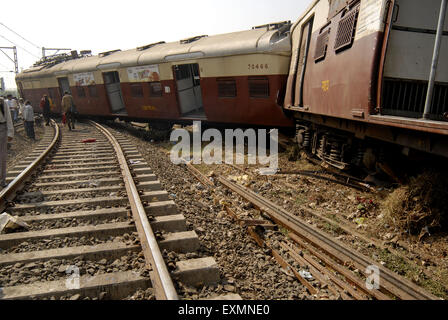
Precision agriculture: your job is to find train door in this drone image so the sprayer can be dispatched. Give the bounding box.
[381,0,448,119]
[173,63,205,117]
[103,71,127,114]
[58,77,71,96]
[292,17,314,107]
[17,82,24,99]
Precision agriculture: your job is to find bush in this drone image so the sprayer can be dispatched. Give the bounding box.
[382,171,448,235]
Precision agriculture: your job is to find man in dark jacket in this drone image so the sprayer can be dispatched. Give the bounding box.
[40,94,51,126]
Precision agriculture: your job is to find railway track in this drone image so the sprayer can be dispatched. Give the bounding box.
[276,169,374,192]
[185,163,441,300]
[0,120,236,300]
[13,122,24,133]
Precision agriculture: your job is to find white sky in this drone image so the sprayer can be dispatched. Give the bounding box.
[0,0,312,90]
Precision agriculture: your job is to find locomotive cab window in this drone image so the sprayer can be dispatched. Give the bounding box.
[149,82,163,97]
[76,86,86,98]
[314,24,331,62]
[130,83,144,98]
[217,78,237,98]
[249,77,270,98]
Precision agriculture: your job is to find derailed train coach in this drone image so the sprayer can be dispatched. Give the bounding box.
[284,0,448,169]
[16,22,294,129]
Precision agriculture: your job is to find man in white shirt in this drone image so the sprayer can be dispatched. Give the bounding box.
[23,100,35,140]
[0,97,14,188]
[6,95,18,123]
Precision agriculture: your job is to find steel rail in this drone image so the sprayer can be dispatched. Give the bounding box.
[276,170,372,192]
[0,119,59,211]
[218,176,440,300]
[91,121,178,300]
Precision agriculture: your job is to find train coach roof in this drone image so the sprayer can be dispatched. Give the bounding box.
[17,25,291,80]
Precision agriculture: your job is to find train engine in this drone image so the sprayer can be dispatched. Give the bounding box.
[284,0,448,170]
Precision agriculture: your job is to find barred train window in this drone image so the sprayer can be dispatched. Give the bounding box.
[314,26,331,62]
[249,77,269,98]
[88,85,98,97]
[149,82,163,97]
[130,83,144,98]
[217,78,237,98]
[334,3,360,52]
[77,86,86,98]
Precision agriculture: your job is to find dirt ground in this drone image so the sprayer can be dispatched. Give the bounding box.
[7,122,45,170]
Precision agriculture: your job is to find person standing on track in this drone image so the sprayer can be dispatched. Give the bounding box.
[12,97,19,123]
[23,100,35,140]
[5,95,18,123]
[18,98,25,120]
[61,91,75,130]
[40,94,51,126]
[0,97,14,188]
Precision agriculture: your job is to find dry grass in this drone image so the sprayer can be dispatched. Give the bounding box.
[296,158,321,171]
[381,171,448,236]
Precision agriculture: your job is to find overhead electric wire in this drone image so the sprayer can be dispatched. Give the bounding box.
[0,22,41,49]
[0,34,40,59]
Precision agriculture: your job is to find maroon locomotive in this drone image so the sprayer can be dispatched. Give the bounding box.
[284,0,448,169]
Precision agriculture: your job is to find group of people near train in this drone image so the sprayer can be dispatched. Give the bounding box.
[0,91,76,188]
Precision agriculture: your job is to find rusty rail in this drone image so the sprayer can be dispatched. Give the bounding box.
[185,162,215,187]
[91,121,178,300]
[218,176,440,300]
[276,169,373,192]
[0,119,59,212]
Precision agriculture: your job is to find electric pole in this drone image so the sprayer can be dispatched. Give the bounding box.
[0,46,18,74]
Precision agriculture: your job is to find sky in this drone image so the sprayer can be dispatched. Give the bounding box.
[0,0,312,90]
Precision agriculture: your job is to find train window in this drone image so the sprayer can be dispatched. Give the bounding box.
[217,78,237,98]
[249,77,270,98]
[149,82,163,97]
[103,72,120,84]
[191,64,201,86]
[77,86,86,98]
[314,25,331,62]
[334,3,360,52]
[130,83,144,98]
[88,85,98,97]
[174,65,191,81]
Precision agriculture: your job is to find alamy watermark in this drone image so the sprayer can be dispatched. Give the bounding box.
[65,265,80,290]
[365,265,380,290]
[170,121,278,174]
